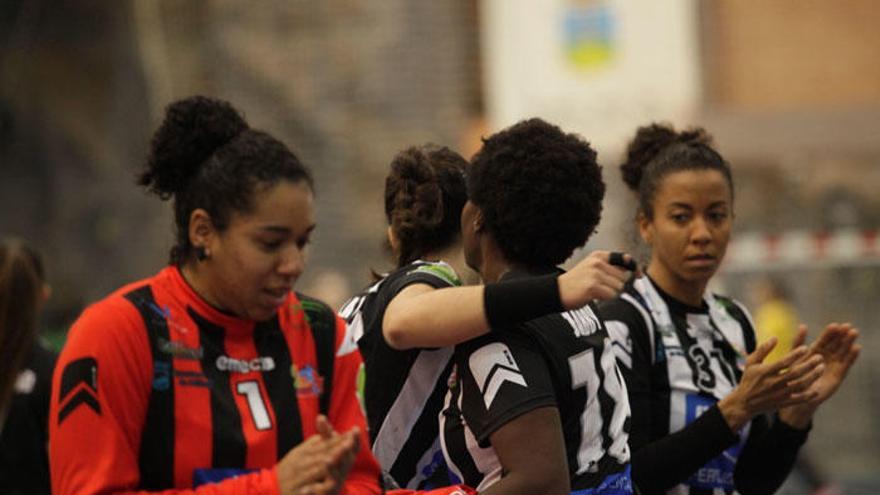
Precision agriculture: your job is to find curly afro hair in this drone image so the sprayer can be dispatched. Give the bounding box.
[138,96,312,265]
[384,144,468,267]
[620,122,732,218]
[468,118,605,268]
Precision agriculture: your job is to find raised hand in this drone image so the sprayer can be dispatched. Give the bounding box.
[778,323,861,428]
[558,251,638,308]
[718,338,824,431]
[805,322,860,404]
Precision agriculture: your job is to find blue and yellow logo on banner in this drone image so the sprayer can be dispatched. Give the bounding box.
[563,1,615,71]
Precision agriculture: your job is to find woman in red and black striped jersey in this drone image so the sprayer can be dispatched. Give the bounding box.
[49,96,381,495]
[598,123,861,495]
[339,145,632,492]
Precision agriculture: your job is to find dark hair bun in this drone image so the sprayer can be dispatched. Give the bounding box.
[383,145,468,267]
[388,148,444,237]
[619,123,714,192]
[620,123,677,192]
[139,96,248,198]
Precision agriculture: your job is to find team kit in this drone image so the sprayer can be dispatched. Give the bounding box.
[45,97,859,495]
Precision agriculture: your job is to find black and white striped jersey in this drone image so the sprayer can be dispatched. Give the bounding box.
[599,276,764,495]
[440,270,632,493]
[339,260,461,490]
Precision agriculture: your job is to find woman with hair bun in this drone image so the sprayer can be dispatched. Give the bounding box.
[340,144,475,491]
[598,123,861,494]
[339,143,632,492]
[49,96,381,495]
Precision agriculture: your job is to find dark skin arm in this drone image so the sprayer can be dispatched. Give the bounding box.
[480,407,570,495]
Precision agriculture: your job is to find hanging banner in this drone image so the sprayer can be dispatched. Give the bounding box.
[481,0,701,151]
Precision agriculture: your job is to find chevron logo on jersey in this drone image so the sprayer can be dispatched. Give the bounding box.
[57,357,101,424]
[468,343,527,409]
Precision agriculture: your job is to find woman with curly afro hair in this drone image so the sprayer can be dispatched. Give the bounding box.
[598,123,860,494]
[438,118,634,495]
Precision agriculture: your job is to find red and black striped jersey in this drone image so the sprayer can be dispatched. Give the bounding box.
[49,266,381,495]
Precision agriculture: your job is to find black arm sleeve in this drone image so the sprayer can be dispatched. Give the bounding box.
[599,298,740,494]
[733,413,810,495]
[631,405,739,493]
[483,273,563,331]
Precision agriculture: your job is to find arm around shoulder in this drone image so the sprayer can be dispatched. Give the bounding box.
[382,283,487,349]
[383,273,572,350]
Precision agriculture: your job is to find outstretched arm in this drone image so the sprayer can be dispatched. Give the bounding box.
[382,251,632,349]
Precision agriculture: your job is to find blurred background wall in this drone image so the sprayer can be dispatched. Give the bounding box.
[1,0,877,491]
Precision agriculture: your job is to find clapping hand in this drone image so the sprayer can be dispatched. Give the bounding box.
[778,323,861,428]
[718,337,825,431]
[315,414,360,495]
[276,415,361,495]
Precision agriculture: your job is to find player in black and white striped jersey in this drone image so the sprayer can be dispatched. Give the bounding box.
[340,258,469,490]
[341,143,634,492]
[597,123,861,495]
[339,145,473,490]
[439,119,634,495]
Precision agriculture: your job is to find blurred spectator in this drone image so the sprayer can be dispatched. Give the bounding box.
[752,277,798,364]
[0,238,56,495]
[752,276,843,495]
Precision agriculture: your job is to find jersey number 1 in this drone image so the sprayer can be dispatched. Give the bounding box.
[236,380,273,431]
